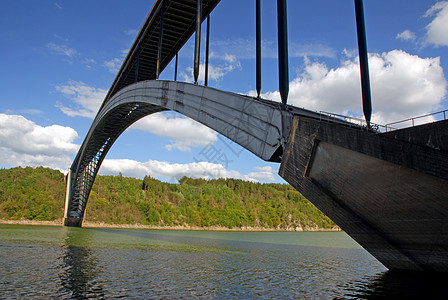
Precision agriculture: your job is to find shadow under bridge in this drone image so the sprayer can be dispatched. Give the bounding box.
[64,79,316,227]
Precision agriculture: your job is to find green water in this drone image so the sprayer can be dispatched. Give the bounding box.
[1,225,446,298]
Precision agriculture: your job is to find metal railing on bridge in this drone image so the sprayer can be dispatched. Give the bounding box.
[384,109,448,132]
[318,109,448,133]
[318,111,385,133]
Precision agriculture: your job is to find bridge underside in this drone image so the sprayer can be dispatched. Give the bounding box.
[279,116,448,272]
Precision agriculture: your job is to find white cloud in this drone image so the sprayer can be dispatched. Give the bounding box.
[130,112,217,151]
[104,57,122,73]
[46,42,78,58]
[247,166,276,182]
[396,30,416,41]
[181,56,242,84]
[181,64,239,83]
[249,50,447,125]
[5,108,44,116]
[0,114,79,171]
[81,58,96,68]
[424,1,448,47]
[103,49,128,73]
[100,158,276,183]
[55,80,106,118]
[123,29,138,36]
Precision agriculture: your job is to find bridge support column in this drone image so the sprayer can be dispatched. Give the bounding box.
[354,0,372,127]
[256,0,261,98]
[64,168,83,227]
[156,0,165,79]
[277,0,289,104]
[205,15,210,86]
[63,168,71,223]
[135,43,140,82]
[174,53,178,81]
[194,0,202,84]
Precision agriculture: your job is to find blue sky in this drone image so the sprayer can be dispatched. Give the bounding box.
[1,0,447,183]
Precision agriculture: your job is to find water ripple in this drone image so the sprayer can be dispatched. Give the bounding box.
[2,226,443,298]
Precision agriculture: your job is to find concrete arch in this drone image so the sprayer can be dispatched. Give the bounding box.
[64,80,301,226]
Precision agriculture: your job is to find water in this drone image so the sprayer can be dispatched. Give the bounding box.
[1,225,447,299]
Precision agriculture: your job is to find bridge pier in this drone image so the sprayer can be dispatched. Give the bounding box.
[64,167,83,227]
[279,116,448,271]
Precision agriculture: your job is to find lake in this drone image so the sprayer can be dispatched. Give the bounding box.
[0,225,447,299]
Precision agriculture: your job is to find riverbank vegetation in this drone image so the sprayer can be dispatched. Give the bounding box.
[0,167,336,230]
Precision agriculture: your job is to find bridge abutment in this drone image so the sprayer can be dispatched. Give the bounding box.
[279,116,448,272]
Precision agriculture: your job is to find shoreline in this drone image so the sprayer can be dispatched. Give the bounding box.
[0,219,341,232]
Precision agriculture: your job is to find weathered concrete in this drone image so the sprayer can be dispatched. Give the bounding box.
[384,119,448,151]
[279,115,448,271]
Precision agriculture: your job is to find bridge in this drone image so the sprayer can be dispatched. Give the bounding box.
[64,0,448,272]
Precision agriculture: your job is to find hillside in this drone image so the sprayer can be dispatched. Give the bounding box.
[0,167,336,230]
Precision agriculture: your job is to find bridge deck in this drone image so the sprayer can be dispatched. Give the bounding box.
[104,0,221,106]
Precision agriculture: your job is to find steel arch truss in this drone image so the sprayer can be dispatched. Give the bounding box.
[65,80,324,227]
[65,101,166,226]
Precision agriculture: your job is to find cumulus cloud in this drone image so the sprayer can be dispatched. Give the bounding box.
[424,1,448,47]
[249,50,447,125]
[130,112,218,151]
[55,80,106,118]
[0,113,79,170]
[46,42,78,58]
[396,30,416,41]
[100,158,276,182]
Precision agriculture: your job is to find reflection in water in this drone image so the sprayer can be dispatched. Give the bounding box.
[338,270,448,299]
[59,227,105,298]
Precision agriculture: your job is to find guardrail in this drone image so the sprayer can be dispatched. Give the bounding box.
[318,111,386,132]
[384,109,448,132]
[319,109,448,133]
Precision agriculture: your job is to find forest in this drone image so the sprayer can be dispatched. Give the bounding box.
[0,166,336,230]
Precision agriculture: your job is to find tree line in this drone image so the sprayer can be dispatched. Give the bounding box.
[0,167,336,230]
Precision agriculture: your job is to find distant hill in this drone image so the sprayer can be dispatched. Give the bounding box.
[0,166,336,230]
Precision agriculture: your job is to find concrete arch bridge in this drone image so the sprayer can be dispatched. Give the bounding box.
[65,79,448,272]
[65,0,448,272]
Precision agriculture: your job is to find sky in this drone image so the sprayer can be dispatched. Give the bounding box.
[1,0,447,184]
